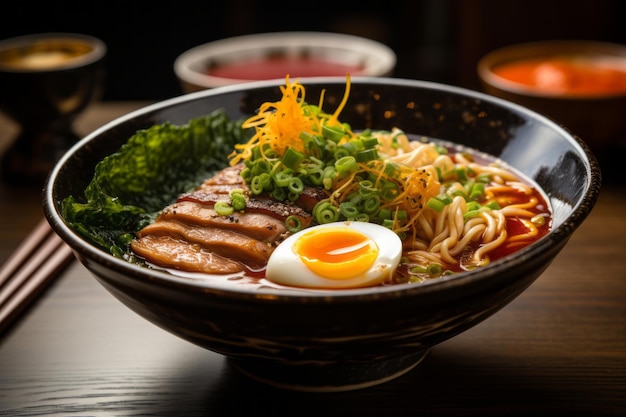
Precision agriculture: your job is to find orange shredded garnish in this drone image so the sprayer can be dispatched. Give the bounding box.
[228,75,351,166]
[331,74,350,122]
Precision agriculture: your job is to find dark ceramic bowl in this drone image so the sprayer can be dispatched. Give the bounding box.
[43,77,601,392]
[0,33,106,185]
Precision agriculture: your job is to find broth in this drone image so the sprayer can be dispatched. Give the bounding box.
[0,40,94,71]
[206,55,365,80]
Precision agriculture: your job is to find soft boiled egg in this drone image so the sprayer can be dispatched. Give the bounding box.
[265,221,403,289]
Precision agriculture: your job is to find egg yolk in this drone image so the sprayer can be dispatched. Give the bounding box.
[292,226,379,280]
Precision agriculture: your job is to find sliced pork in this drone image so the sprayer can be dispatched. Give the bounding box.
[130,164,324,275]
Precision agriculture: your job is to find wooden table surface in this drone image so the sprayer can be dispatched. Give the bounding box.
[0,102,624,416]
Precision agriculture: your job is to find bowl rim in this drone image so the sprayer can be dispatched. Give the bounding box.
[477,39,626,100]
[43,76,602,302]
[0,32,107,73]
[173,31,397,88]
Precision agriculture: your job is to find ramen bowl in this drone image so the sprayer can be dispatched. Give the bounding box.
[174,32,396,92]
[43,77,601,392]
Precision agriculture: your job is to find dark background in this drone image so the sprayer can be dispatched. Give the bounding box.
[2,0,625,101]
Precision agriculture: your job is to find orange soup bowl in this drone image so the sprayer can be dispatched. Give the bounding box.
[477,40,626,157]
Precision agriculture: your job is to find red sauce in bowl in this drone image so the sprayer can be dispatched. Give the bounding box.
[206,56,365,80]
[492,56,626,96]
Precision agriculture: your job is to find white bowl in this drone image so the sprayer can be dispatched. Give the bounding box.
[174,32,396,92]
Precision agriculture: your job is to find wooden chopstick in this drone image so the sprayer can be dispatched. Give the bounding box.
[0,217,75,334]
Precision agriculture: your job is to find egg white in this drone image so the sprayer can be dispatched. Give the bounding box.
[265,221,403,289]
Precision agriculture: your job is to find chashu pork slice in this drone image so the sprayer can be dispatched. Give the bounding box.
[179,188,313,230]
[130,234,244,274]
[132,220,274,273]
[158,200,288,243]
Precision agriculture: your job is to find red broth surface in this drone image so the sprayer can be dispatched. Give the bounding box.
[207,56,365,80]
[493,56,626,96]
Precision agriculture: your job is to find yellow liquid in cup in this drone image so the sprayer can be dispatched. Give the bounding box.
[0,40,94,71]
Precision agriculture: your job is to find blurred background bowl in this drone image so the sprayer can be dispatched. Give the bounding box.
[0,32,106,186]
[477,40,626,180]
[43,77,600,392]
[174,32,396,92]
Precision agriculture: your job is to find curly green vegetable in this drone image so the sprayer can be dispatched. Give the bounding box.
[62,109,249,258]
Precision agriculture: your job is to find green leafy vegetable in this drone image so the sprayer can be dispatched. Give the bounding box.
[62,109,249,258]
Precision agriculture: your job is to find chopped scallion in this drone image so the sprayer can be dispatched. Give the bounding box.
[281,147,304,169]
[214,201,234,216]
[286,215,303,233]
